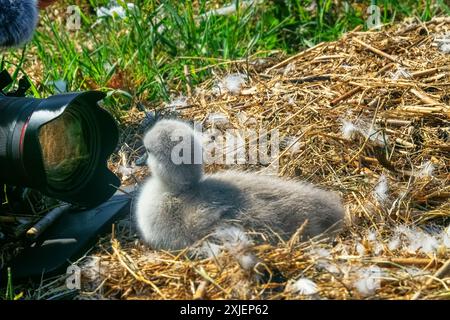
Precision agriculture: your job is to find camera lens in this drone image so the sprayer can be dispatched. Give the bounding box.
[0,91,120,208]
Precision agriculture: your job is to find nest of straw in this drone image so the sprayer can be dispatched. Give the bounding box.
[39,17,450,300]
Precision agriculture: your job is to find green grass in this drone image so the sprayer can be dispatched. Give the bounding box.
[4,267,22,300]
[1,0,449,117]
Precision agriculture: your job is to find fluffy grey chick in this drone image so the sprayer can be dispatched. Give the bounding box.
[135,119,345,250]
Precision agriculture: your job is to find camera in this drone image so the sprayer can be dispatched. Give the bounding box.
[0,69,120,208]
[0,69,128,279]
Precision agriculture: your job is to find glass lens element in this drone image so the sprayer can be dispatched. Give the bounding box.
[38,110,90,188]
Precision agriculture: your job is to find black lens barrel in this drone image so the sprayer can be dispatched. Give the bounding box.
[0,91,120,208]
[0,95,39,185]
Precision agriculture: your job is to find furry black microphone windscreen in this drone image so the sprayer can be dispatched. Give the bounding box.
[0,0,38,48]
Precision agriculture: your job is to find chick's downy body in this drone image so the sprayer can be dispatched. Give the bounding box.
[136,120,344,250]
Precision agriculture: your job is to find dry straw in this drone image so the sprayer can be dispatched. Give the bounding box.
[45,17,450,300]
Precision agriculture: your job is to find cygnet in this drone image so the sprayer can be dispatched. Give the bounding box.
[135,119,345,250]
